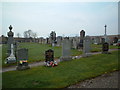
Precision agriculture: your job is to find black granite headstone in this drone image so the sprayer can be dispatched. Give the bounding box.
[102,42,109,54]
[45,49,54,62]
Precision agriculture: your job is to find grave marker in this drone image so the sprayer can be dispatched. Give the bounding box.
[102,42,109,54]
[83,36,91,57]
[60,38,72,61]
[16,48,30,70]
[45,49,54,62]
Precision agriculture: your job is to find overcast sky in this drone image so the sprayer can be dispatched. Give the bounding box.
[0,1,118,38]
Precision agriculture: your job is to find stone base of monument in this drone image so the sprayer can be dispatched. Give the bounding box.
[5,56,16,64]
[60,56,72,61]
[16,66,30,71]
[82,53,92,57]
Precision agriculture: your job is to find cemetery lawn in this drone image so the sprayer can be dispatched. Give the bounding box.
[2,51,119,88]
[91,44,118,52]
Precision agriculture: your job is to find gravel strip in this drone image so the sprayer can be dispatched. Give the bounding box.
[68,70,119,88]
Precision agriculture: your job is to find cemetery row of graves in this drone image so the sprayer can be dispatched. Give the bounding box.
[2,25,118,67]
[2,25,119,88]
[2,25,119,67]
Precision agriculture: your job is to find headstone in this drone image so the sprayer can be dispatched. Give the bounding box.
[45,49,58,67]
[101,38,105,44]
[45,49,54,62]
[57,36,62,46]
[83,36,91,57]
[60,39,72,61]
[78,30,85,49]
[102,42,109,54]
[16,48,30,70]
[72,38,77,49]
[50,31,56,46]
[94,37,100,45]
[5,25,16,64]
[113,37,118,43]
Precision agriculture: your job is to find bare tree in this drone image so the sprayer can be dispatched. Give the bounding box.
[16,33,20,38]
[23,30,37,39]
[28,30,33,38]
[32,32,37,38]
[24,31,29,38]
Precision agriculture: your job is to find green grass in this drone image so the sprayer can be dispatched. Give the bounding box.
[2,51,119,88]
[91,44,118,52]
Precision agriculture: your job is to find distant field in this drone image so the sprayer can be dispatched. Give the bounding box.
[2,43,118,67]
[2,51,119,88]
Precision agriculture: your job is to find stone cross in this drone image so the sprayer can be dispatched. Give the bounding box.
[7,25,14,56]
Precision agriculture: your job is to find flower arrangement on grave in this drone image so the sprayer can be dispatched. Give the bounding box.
[45,61,58,67]
[19,60,28,64]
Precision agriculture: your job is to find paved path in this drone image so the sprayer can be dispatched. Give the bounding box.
[2,49,119,73]
[68,70,119,88]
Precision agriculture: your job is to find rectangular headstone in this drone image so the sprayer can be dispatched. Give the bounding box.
[60,39,72,61]
[45,49,54,62]
[16,48,30,70]
[62,39,71,57]
[17,48,28,61]
[83,36,91,57]
[102,42,109,54]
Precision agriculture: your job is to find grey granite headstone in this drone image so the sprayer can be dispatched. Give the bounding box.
[16,48,30,70]
[57,36,62,46]
[83,36,91,57]
[60,39,72,61]
[72,38,77,49]
[94,37,100,45]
